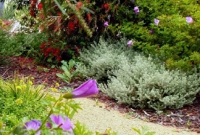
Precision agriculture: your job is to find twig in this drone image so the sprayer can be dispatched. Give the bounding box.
[143,110,151,117]
[1,67,11,78]
[167,113,184,117]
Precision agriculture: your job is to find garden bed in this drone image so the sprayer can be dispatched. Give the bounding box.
[0,56,199,134]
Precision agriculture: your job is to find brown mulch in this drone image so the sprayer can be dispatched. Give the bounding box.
[0,56,200,133]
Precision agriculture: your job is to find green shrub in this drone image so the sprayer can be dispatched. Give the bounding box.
[76,38,136,81]
[0,28,17,64]
[110,0,200,71]
[77,38,200,111]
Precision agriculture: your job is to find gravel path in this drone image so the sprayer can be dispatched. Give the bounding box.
[72,98,199,135]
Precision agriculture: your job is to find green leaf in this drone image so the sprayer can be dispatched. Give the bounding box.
[132,127,141,135]
[53,0,68,16]
[81,7,95,14]
[145,132,156,135]
[64,69,71,78]
[56,73,65,79]
[68,60,75,70]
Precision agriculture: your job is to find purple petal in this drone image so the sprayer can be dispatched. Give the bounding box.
[25,120,41,130]
[134,6,139,14]
[50,114,74,132]
[104,21,109,27]
[71,79,99,98]
[60,117,74,131]
[24,120,41,135]
[46,122,52,129]
[154,19,159,26]
[127,40,134,47]
[50,115,64,125]
[186,16,193,24]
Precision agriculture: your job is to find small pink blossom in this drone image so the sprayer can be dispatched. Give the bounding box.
[186,16,193,24]
[154,19,160,26]
[127,40,134,47]
[104,21,109,27]
[134,6,139,14]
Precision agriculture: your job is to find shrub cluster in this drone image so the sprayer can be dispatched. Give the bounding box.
[14,0,138,63]
[77,38,200,111]
[109,0,200,71]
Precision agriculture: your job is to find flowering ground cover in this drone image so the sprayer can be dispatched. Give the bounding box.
[0,1,200,134]
[0,56,199,134]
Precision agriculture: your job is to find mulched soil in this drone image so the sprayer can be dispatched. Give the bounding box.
[0,56,199,133]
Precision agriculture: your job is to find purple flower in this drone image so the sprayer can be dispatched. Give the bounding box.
[134,6,139,14]
[131,0,135,2]
[46,122,52,129]
[154,19,160,26]
[104,21,109,27]
[63,79,99,99]
[50,114,74,132]
[24,120,41,135]
[186,16,193,24]
[127,40,134,47]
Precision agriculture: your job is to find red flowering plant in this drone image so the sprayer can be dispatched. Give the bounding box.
[25,0,136,65]
[38,39,64,65]
[27,0,95,65]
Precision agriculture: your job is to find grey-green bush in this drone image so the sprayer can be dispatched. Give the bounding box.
[77,38,200,111]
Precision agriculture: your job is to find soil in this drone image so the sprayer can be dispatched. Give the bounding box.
[0,56,199,134]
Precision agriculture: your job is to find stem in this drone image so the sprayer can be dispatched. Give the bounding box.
[33,96,61,135]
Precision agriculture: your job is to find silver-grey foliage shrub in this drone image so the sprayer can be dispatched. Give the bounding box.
[77,38,200,111]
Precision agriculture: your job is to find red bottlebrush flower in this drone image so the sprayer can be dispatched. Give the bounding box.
[56,56,62,61]
[44,52,49,57]
[57,12,62,16]
[30,9,36,18]
[31,3,36,8]
[40,42,46,49]
[67,22,75,31]
[46,47,54,53]
[53,49,60,56]
[38,2,43,10]
[87,13,92,22]
[76,2,83,9]
[103,3,109,10]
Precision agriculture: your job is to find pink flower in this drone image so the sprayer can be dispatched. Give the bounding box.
[186,16,193,24]
[134,6,139,14]
[104,21,109,27]
[49,114,74,132]
[63,79,99,99]
[127,40,134,47]
[24,120,41,135]
[154,19,160,26]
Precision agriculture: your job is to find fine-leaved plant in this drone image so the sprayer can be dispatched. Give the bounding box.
[77,38,200,111]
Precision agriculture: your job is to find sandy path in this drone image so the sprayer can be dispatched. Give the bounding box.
[72,98,199,135]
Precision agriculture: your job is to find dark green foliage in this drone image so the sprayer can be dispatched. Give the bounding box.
[0,29,18,64]
[0,27,48,65]
[107,0,200,71]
